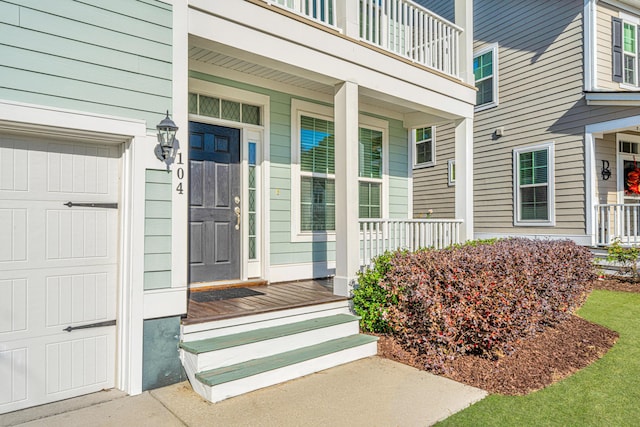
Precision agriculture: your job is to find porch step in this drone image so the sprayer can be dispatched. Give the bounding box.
[180,312,378,403]
[194,334,378,402]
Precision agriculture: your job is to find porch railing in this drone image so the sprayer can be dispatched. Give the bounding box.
[359,218,463,267]
[594,204,640,246]
[266,0,462,78]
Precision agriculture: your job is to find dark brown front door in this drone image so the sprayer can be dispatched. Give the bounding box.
[189,122,241,283]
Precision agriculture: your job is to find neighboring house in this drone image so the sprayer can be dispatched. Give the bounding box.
[0,0,474,412]
[415,0,640,247]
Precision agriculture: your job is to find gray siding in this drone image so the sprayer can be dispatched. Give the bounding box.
[596,134,617,204]
[0,0,172,130]
[413,122,455,219]
[144,169,172,290]
[597,2,619,91]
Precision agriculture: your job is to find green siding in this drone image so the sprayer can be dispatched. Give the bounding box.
[189,72,410,269]
[144,169,172,290]
[142,316,185,391]
[0,0,172,131]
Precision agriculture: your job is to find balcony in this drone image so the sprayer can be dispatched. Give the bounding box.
[266,0,463,79]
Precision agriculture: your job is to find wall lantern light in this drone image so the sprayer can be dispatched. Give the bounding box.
[155,110,178,161]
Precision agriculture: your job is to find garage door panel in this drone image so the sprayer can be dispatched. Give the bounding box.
[0,135,119,413]
[0,208,27,263]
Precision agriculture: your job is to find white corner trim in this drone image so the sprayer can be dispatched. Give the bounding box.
[584,0,597,91]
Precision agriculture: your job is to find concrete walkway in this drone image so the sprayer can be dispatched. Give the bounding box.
[0,357,487,427]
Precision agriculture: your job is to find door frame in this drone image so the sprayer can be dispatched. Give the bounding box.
[188,79,271,285]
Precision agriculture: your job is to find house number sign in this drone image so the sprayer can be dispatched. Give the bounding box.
[175,152,185,194]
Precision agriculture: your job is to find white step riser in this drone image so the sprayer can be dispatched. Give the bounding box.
[188,321,360,372]
[202,342,378,403]
[182,303,351,342]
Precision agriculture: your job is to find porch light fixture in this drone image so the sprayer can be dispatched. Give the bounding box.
[155,110,178,161]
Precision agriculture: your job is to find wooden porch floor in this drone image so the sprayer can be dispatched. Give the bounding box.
[183,278,349,325]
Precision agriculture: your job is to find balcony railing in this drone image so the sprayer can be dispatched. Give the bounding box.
[594,204,640,246]
[266,0,462,78]
[359,218,463,267]
[359,0,461,77]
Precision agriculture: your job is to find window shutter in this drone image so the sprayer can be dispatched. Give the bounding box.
[613,17,623,82]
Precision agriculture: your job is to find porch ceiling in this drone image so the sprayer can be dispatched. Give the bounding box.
[188,42,428,118]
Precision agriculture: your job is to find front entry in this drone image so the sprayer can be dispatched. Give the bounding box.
[189,123,241,283]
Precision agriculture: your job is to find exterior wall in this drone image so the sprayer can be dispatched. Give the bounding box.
[413,122,456,219]
[189,72,410,276]
[0,0,172,132]
[144,170,173,290]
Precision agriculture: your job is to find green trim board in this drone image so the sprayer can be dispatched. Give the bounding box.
[196,334,378,386]
[181,314,359,354]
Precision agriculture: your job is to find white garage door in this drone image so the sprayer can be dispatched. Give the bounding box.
[0,134,120,414]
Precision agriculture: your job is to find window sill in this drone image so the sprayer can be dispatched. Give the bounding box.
[413,162,435,170]
[475,102,498,112]
[513,220,556,227]
[290,231,336,243]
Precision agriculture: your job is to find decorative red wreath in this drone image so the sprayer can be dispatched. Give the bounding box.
[627,158,640,195]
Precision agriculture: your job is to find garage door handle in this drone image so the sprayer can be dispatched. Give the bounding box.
[64,202,118,209]
[63,319,116,332]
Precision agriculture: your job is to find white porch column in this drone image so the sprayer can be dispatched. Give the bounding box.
[455,116,474,241]
[334,81,360,297]
[455,0,474,84]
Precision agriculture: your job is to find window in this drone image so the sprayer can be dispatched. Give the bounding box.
[613,16,639,86]
[414,127,435,167]
[473,45,498,110]
[513,143,555,226]
[292,100,387,238]
[188,92,262,125]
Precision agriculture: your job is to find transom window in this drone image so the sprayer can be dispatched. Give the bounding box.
[514,143,555,225]
[414,127,434,167]
[473,45,499,110]
[189,92,261,125]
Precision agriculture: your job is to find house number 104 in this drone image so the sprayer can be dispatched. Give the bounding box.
[175,152,185,194]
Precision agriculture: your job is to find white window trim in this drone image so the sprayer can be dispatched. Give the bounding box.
[448,159,455,186]
[513,142,555,227]
[619,12,640,89]
[474,43,499,112]
[290,98,389,243]
[412,126,436,169]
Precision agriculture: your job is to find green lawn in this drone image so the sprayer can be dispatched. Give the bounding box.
[437,290,640,427]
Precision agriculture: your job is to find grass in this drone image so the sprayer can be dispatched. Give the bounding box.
[437,290,640,427]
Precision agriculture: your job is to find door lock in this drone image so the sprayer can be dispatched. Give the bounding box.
[234,196,240,205]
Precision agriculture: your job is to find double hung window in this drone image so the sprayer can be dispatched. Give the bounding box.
[473,44,498,110]
[513,143,555,225]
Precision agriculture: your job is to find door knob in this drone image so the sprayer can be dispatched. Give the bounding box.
[234,206,240,230]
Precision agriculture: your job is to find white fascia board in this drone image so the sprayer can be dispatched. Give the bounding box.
[0,99,146,140]
[188,4,475,117]
[586,92,640,105]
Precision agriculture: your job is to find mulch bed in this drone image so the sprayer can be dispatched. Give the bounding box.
[376,277,636,395]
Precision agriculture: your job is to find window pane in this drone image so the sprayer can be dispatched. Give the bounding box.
[416,141,432,164]
[520,186,549,221]
[300,176,335,231]
[199,95,220,118]
[624,54,636,85]
[221,100,241,121]
[188,93,198,114]
[242,104,261,125]
[474,51,493,80]
[359,182,381,219]
[415,127,431,142]
[519,149,547,185]
[359,128,383,179]
[624,23,636,53]
[476,78,493,105]
[300,115,335,174]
